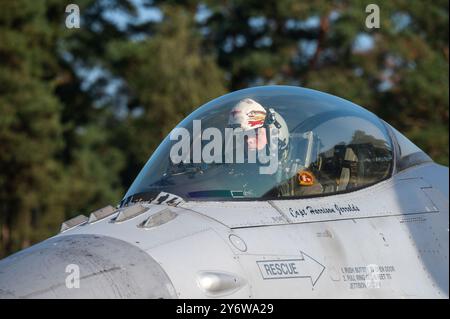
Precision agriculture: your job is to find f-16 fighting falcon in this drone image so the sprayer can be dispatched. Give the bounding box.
[0,86,448,298]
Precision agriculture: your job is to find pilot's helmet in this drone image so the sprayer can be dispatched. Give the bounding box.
[228,98,267,131]
[228,98,289,160]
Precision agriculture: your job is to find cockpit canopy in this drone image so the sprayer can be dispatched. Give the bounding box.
[123,86,431,204]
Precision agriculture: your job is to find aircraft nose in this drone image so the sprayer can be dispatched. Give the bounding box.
[0,234,177,298]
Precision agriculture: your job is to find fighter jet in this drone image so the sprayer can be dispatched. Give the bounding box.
[0,86,447,298]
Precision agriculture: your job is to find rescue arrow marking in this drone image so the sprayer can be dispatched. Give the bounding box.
[256,251,325,287]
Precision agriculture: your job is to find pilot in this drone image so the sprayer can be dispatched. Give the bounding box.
[227,98,290,196]
[227,98,323,198]
[228,98,289,154]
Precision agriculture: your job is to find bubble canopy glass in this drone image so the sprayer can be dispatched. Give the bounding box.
[122,86,394,204]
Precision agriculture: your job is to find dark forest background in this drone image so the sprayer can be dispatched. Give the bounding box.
[0,0,448,258]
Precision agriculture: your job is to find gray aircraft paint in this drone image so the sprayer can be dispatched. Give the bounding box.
[0,234,176,298]
[0,162,447,298]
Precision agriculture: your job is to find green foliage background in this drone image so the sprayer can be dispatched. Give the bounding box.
[0,0,448,257]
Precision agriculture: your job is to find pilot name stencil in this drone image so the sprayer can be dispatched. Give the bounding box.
[288,203,360,219]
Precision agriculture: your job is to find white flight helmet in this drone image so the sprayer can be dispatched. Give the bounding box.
[228,98,267,131]
[228,98,290,160]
